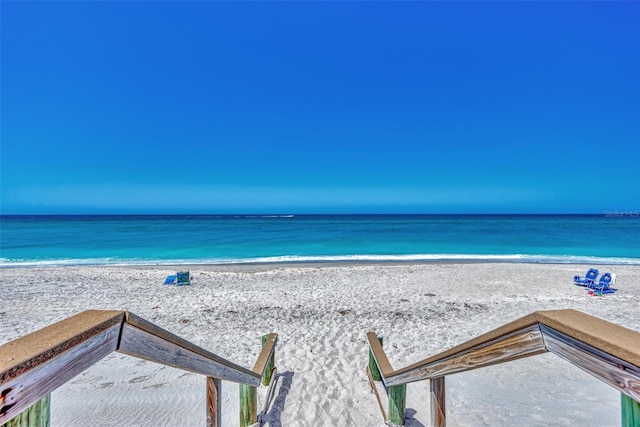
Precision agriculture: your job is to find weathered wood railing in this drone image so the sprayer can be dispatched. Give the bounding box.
[0,310,277,427]
[367,309,640,426]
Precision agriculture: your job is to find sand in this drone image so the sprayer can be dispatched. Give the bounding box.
[1,262,639,426]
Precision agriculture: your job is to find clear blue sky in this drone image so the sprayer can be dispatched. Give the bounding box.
[2,1,639,214]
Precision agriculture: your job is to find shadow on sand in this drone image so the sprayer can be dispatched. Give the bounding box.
[405,408,426,427]
[257,371,294,427]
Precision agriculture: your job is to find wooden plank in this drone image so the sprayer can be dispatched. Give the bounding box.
[386,324,546,386]
[0,324,120,424]
[118,323,260,386]
[541,325,640,402]
[536,310,640,369]
[430,377,445,427]
[367,332,394,381]
[206,376,222,427]
[259,366,278,421]
[262,335,276,387]
[368,335,383,381]
[384,309,640,387]
[365,366,387,422]
[385,313,542,380]
[252,334,277,384]
[124,312,246,365]
[1,310,124,384]
[123,313,258,382]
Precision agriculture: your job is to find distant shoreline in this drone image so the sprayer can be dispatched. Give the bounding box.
[2,257,639,271]
[127,258,639,273]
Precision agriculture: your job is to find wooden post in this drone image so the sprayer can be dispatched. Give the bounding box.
[369,335,383,381]
[622,394,640,427]
[430,377,445,427]
[388,384,406,426]
[239,383,257,427]
[1,394,50,427]
[206,377,222,427]
[262,334,275,386]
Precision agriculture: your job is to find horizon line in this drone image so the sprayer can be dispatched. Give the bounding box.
[2,212,636,217]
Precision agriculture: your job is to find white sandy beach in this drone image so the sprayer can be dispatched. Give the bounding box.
[1,263,639,426]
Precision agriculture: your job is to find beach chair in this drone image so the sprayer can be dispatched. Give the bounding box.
[589,272,617,294]
[574,268,598,287]
[164,275,177,285]
[176,271,191,286]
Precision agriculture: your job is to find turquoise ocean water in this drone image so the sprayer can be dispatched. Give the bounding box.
[0,214,639,267]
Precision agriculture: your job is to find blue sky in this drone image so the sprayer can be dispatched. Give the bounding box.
[2,1,638,214]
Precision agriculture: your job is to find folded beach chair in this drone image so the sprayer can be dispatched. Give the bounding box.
[574,268,599,287]
[176,271,191,286]
[589,272,617,294]
[164,275,177,285]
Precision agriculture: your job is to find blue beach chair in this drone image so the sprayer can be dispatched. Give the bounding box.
[176,271,191,286]
[589,272,617,294]
[574,268,599,287]
[164,275,177,285]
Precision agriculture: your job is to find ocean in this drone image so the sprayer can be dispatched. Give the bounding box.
[0,214,638,267]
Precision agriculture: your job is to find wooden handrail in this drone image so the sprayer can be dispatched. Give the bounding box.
[367,332,394,381]
[125,312,258,379]
[367,309,640,426]
[119,311,260,385]
[369,309,640,392]
[252,333,278,377]
[0,310,277,425]
[1,310,125,385]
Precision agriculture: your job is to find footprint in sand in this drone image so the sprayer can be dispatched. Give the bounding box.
[143,383,167,389]
[128,375,150,384]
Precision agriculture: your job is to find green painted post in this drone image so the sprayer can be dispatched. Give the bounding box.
[622,394,640,427]
[368,335,383,381]
[262,334,275,386]
[239,384,257,427]
[2,394,50,427]
[388,384,406,426]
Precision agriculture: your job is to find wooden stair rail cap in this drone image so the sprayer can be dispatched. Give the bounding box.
[369,309,640,385]
[252,333,278,376]
[0,310,125,384]
[534,309,640,368]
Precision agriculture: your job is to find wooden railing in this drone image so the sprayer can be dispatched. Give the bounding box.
[367,309,640,426]
[0,310,277,427]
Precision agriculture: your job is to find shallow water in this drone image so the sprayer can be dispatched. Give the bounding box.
[1,214,638,266]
